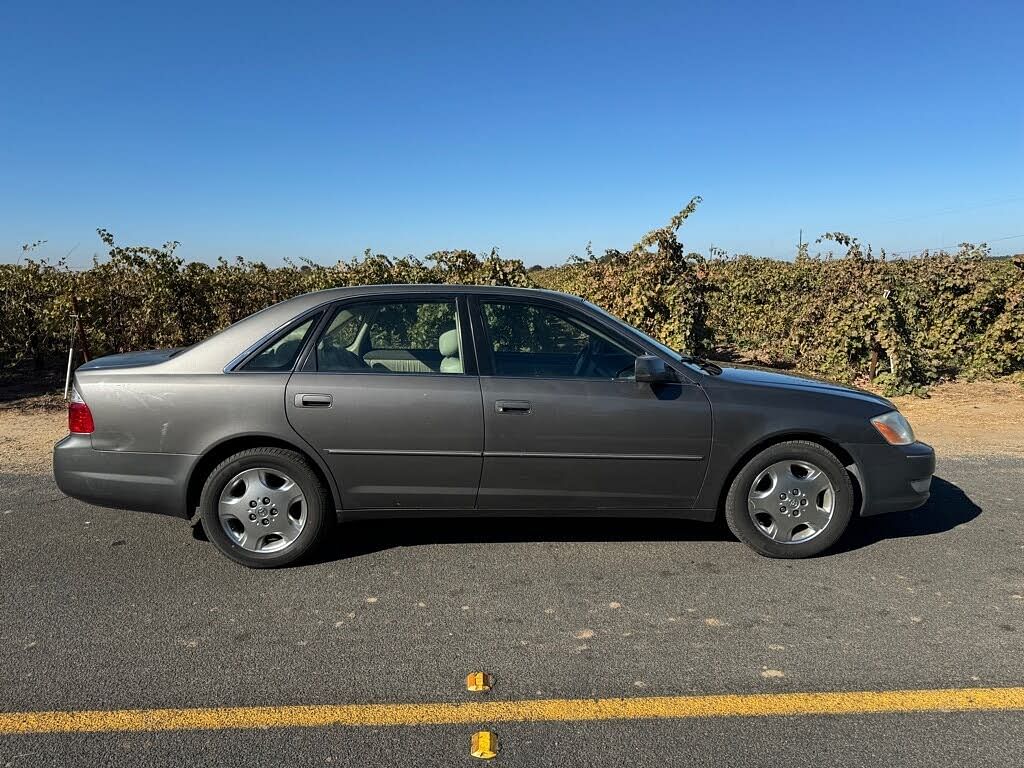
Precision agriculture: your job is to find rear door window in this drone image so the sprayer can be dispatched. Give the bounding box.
[316,299,466,374]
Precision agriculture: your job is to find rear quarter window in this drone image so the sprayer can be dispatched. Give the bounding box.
[240,316,318,372]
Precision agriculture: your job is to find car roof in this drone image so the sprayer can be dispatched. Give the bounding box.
[302,283,579,300]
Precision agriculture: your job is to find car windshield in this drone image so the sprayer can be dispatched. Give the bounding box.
[582,300,686,363]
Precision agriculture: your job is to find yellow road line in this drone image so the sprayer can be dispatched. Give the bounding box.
[2,687,1023,736]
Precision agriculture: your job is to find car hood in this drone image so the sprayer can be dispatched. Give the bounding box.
[77,348,184,371]
[711,363,894,408]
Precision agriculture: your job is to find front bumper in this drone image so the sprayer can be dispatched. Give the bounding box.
[843,440,936,517]
[53,434,195,518]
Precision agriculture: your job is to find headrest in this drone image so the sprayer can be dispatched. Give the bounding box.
[439,329,460,358]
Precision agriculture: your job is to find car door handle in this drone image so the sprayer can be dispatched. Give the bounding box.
[295,393,333,408]
[495,400,531,414]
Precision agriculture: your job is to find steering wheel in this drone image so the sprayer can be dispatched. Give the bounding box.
[572,341,593,377]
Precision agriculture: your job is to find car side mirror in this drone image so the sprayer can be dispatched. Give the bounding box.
[635,354,672,383]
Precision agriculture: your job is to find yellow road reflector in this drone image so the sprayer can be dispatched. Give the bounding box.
[2,687,1024,735]
[470,729,498,759]
[466,672,493,692]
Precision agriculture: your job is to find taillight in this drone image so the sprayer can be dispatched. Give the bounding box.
[68,386,95,434]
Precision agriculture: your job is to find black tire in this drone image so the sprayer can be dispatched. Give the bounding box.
[199,447,333,568]
[724,440,854,558]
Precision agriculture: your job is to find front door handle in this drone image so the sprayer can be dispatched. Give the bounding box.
[295,393,333,408]
[495,400,531,414]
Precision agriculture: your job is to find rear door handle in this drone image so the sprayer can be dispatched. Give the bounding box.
[295,393,333,408]
[495,400,531,414]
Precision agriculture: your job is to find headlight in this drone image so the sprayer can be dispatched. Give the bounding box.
[870,411,916,445]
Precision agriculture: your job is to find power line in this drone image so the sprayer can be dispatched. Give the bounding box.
[883,232,1024,256]
[875,195,1024,225]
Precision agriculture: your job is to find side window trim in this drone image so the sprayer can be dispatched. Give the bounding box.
[467,294,494,376]
[296,308,336,373]
[299,293,479,376]
[455,294,479,376]
[471,294,644,381]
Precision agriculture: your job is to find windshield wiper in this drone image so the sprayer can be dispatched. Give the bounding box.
[678,353,722,374]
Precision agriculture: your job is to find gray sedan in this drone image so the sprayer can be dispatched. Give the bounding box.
[53,285,935,567]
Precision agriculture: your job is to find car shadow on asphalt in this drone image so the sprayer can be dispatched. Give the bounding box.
[311,475,980,561]
[318,516,728,561]
[833,476,981,554]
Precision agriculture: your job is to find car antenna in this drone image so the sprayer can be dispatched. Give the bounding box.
[64,310,77,400]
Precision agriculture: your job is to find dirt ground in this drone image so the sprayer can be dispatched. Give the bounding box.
[0,408,69,474]
[2,379,1023,475]
[888,379,1024,458]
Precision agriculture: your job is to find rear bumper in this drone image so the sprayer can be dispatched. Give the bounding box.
[53,434,195,519]
[843,440,936,517]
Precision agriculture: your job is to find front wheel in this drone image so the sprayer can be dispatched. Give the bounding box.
[724,440,854,558]
[199,447,332,568]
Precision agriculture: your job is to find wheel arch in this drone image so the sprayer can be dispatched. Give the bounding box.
[185,433,342,522]
[714,431,863,519]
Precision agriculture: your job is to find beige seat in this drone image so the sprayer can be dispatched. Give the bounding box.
[439,329,462,373]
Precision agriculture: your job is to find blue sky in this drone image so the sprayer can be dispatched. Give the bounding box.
[2,0,1022,266]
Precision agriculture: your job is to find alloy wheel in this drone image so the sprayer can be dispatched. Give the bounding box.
[747,460,836,544]
[217,467,307,553]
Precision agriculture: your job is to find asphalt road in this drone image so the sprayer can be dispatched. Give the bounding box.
[1,455,1022,766]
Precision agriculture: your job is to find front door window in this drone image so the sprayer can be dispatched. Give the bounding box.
[480,301,637,379]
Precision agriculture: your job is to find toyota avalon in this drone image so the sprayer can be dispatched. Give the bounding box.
[53,285,935,567]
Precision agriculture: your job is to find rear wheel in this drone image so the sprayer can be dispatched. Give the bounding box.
[199,447,332,568]
[725,440,853,558]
